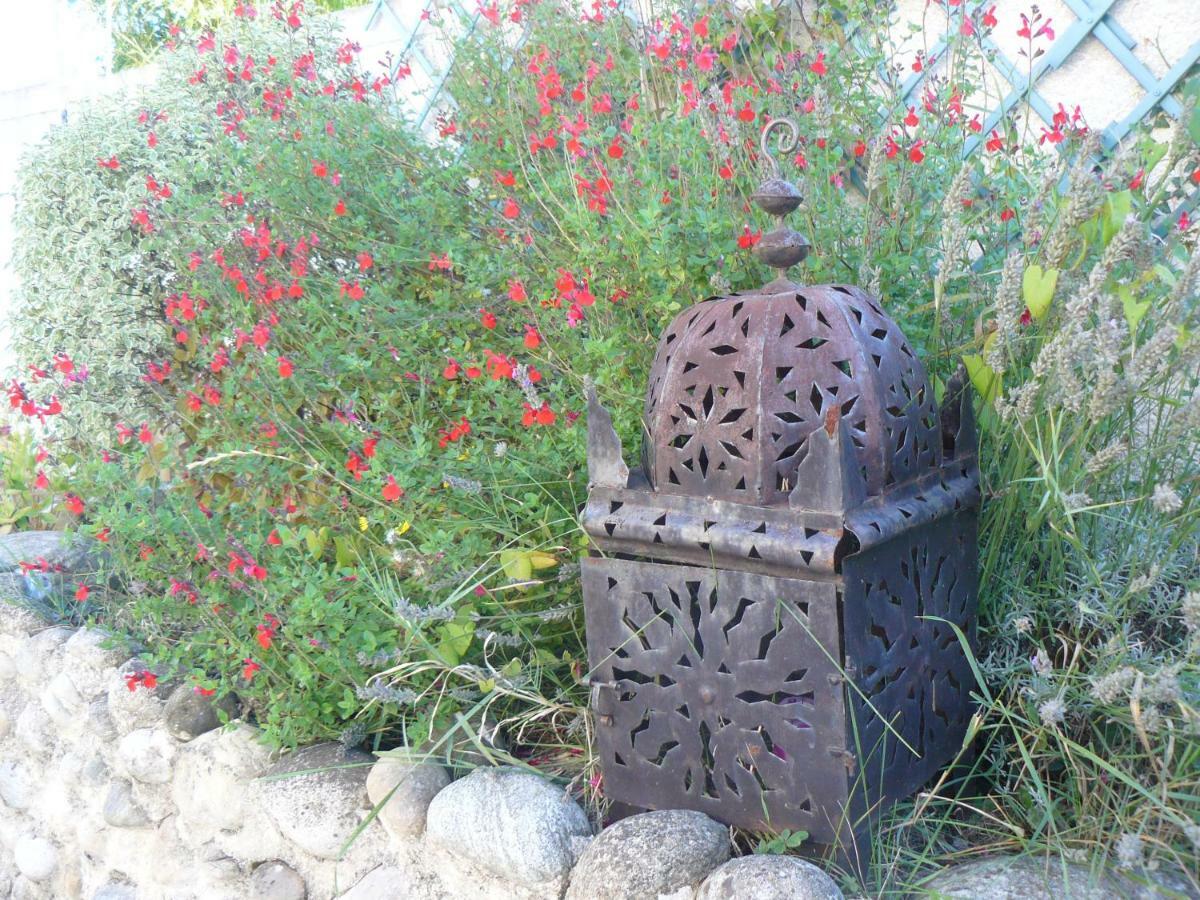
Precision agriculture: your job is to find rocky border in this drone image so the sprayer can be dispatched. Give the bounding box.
[0,540,845,900]
[3,533,1186,899]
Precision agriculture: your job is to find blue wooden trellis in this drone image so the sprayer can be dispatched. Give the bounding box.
[362,0,481,131]
[889,0,1200,157]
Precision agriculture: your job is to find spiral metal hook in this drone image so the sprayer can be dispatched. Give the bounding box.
[759,117,801,178]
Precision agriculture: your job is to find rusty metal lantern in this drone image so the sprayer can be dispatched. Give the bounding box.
[580,118,980,854]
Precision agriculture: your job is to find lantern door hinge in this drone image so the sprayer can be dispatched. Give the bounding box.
[827,662,856,686]
[828,748,857,775]
[589,679,618,727]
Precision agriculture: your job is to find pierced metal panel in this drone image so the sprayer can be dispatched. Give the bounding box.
[841,511,979,811]
[582,556,851,840]
[642,285,940,505]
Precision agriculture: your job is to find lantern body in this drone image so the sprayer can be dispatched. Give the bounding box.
[581,282,979,848]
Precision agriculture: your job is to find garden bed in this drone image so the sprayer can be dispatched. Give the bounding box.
[1,1,1197,895]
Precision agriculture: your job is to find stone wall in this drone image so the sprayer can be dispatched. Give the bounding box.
[0,593,846,900]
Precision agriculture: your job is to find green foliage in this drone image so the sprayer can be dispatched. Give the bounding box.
[10,12,353,437]
[92,0,360,71]
[754,828,810,855]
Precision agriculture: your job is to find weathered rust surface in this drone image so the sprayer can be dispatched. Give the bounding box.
[582,557,851,843]
[581,116,980,848]
[641,283,941,507]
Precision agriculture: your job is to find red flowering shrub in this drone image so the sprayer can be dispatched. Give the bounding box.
[9,0,1199,879]
[0,0,1127,743]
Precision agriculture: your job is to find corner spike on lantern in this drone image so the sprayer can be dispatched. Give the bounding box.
[751,117,811,291]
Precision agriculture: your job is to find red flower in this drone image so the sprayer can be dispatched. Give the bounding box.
[1018,14,1055,40]
[312,160,328,177]
[507,279,527,303]
[125,670,158,692]
[256,624,274,650]
[982,5,997,27]
[147,131,158,148]
[334,199,347,216]
[736,226,762,249]
[1000,207,1015,222]
[853,140,866,158]
[809,51,827,76]
[607,138,624,159]
[480,309,497,329]
[718,161,733,179]
[1129,168,1144,191]
[523,325,542,349]
[277,357,294,378]
[1040,125,1064,146]
[908,141,926,163]
[267,529,282,546]
[522,401,556,426]
[362,437,378,459]
[904,106,919,128]
[382,475,404,502]
[74,583,89,602]
[735,102,755,123]
[64,494,85,516]
[443,359,461,379]
[502,198,521,219]
[34,470,49,490]
[97,156,121,170]
[356,251,374,270]
[494,170,515,187]
[95,527,111,543]
[242,659,261,681]
[195,686,216,697]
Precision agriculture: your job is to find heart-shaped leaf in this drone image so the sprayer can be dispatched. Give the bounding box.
[1119,284,1150,331]
[499,549,533,582]
[963,354,1001,405]
[528,550,558,570]
[1102,190,1132,245]
[1022,265,1058,321]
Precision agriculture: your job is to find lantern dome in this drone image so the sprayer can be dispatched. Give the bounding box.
[641,282,942,506]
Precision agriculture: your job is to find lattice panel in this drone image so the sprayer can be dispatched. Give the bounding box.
[841,511,979,808]
[642,285,941,506]
[582,557,851,840]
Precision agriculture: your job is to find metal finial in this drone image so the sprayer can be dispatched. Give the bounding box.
[758,117,801,179]
[750,116,810,289]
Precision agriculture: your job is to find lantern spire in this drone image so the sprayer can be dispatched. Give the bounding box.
[751,117,811,291]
